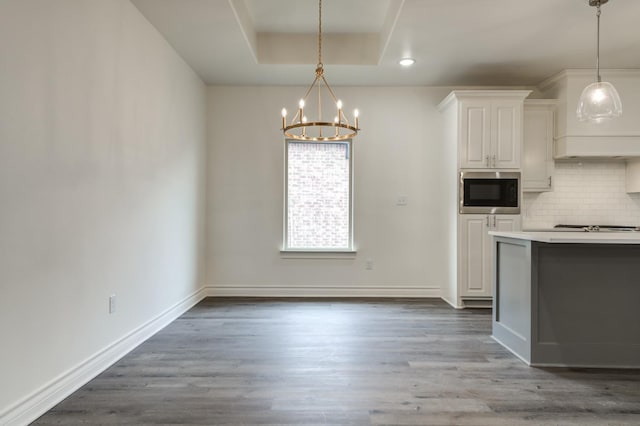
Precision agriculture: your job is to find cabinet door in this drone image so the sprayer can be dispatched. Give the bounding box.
[493,215,522,234]
[491,101,522,169]
[460,215,522,299]
[459,101,491,168]
[459,215,492,298]
[523,104,555,191]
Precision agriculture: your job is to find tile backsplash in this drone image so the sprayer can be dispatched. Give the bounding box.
[523,161,640,229]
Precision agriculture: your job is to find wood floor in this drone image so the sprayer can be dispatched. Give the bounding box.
[34,298,640,425]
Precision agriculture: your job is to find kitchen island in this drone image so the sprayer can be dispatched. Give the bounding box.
[489,231,640,368]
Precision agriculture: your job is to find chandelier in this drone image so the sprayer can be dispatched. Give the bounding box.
[280,0,359,141]
[576,0,622,122]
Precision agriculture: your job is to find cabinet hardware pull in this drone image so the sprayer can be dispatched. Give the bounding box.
[548,176,552,187]
[492,155,496,168]
[486,216,490,227]
[493,215,497,227]
[485,156,490,167]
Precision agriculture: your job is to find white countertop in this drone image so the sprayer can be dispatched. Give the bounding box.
[489,231,640,244]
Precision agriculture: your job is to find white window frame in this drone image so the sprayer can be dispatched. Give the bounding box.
[283,139,355,253]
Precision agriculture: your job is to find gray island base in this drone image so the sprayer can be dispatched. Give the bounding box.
[489,231,640,368]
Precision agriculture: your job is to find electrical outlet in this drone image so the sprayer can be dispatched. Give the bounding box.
[109,295,116,314]
[365,259,374,270]
[397,195,408,206]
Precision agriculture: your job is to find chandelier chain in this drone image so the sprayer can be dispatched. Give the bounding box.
[318,0,322,67]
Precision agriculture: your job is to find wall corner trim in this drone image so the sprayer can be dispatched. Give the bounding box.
[0,287,208,426]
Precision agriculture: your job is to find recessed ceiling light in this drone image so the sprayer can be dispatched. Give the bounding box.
[399,58,415,67]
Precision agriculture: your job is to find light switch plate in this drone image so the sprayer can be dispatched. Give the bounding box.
[109,295,116,314]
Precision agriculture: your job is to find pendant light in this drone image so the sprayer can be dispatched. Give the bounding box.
[576,0,622,122]
[280,0,359,141]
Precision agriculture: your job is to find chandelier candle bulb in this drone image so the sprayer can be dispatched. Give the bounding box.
[354,109,359,129]
[298,99,305,124]
[281,108,287,129]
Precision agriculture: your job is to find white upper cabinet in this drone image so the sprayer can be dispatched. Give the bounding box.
[439,91,530,169]
[459,99,522,169]
[491,102,521,169]
[523,100,556,192]
[459,101,491,168]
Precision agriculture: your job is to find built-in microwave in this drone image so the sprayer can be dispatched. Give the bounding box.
[459,171,520,214]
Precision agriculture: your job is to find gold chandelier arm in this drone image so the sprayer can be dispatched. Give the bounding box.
[289,74,321,126]
[320,75,350,126]
[318,78,322,126]
[321,75,338,103]
[302,74,320,101]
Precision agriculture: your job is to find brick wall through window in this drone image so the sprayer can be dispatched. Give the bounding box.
[286,141,351,249]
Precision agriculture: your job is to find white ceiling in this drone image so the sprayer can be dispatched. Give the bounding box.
[131,0,640,87]
[244,0,391,33]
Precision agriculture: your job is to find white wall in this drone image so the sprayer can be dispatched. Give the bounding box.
[0,0,207,421]
[523,161,640,229]
[206,86,454,297]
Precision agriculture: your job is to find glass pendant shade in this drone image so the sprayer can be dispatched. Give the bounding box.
[576,0,622,123]
[576,80,622,122]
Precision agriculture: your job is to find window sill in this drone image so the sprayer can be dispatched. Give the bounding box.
[280,250,357,259]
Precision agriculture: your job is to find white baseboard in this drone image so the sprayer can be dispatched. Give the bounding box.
[0,287,207,426]
[204,284,441,298]
[441,296,464,309]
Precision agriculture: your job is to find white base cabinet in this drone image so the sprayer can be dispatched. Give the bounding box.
[459,214,521,299]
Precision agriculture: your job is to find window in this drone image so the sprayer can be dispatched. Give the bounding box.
[284,140,353,251]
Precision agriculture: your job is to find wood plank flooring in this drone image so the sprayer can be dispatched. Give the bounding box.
[33,298,640,425]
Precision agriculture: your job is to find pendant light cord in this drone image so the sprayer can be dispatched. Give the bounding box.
[596,2,601,82]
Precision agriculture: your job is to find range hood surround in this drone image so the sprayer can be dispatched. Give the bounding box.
[538,70,640,159]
